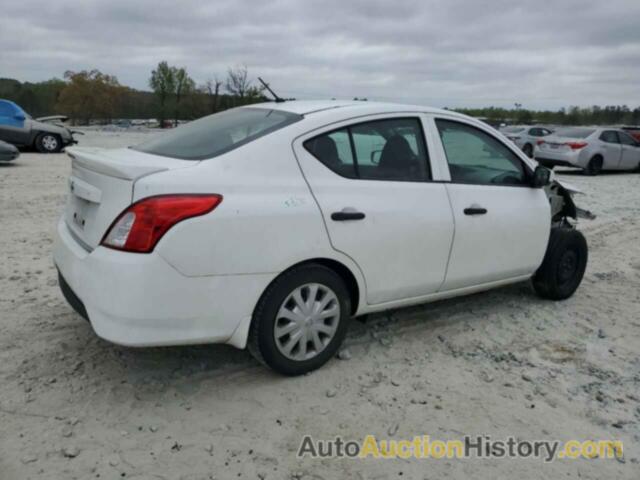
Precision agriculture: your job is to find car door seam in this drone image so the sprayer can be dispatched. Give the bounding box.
[439,183,457,293]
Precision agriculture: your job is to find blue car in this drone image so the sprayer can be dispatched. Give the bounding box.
[0,99,76,153]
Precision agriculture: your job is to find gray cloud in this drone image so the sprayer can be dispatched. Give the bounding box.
[1,0,639,109]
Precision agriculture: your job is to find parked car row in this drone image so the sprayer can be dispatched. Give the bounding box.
[534,127,640,175]
[0,99,77,153]
[500,123,640,175]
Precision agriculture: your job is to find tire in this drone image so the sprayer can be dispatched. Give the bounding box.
[35,133,62,153]
[248,264,351,375]
[523,144,533,158]
[584,156,602,176]
[533,228,588,300]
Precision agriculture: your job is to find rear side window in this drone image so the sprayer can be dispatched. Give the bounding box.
[599,131,619,144]
[304,118,430,182]
[619,132,637,145]
[436,119,527,186]
[133,108,302,160]
[555,128,595,139]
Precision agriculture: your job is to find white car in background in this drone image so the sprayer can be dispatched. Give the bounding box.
[534,127,640,175]
[54,101,589,375]
[501,125,553,158]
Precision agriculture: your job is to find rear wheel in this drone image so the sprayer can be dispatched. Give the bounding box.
[523,144,533,158]
[533,228,588,300]
[248,264,351,375]
[35,133,62,153]
[585,156,602,176]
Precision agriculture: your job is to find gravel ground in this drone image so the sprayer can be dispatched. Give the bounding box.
[1,130,639,479]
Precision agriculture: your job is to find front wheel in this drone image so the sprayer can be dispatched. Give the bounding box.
[35,133,62,153]
[533,228,588,300]
[248,264,351,375]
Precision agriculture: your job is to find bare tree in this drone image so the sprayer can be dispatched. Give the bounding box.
[226,65,251,100]
[204,77,222,113]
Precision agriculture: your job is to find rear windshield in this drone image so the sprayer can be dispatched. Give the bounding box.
[554,128,595,139]
[502,126,525,133]
[132,107,302,160]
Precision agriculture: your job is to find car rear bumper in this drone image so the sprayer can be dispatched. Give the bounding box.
[534,148,584,169]
[536,158,579,169]
[53,217,274,348]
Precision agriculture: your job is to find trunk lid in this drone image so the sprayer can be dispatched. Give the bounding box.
[64,147,196,250]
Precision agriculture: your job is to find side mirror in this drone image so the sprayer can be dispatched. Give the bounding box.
[531,165,551,188]
[14,112,25,121]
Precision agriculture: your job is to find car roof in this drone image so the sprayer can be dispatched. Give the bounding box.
[244,100,456,118]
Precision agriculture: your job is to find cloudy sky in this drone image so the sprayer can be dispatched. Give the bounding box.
[2,0,639,109]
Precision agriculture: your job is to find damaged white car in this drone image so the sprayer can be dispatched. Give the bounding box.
[53,101,590,375]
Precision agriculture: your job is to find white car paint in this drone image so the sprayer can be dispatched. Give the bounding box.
[534,127,640,172]
[501,125,553,157]
[54,100,555,349]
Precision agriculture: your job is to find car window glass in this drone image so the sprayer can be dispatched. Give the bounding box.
[350,118,429,181]
[304,129,357,178]
[618,132,636,146]
[555,128,595,138]
[600,131,619,144]
[436,119,527,186]
[133,108,302,160]
[0,101,16,117]
[529,128,540,136]
[304,118,430,182]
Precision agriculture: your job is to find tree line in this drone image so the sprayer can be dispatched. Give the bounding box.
[453,105,640,127]
[0,63,267,126]
[1,65,639,127]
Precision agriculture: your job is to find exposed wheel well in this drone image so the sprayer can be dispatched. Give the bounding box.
[283,258,360,315]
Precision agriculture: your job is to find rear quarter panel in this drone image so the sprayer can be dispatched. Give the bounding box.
[135,132,359,280]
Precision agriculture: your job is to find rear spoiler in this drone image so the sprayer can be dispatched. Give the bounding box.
[66,147,184,181]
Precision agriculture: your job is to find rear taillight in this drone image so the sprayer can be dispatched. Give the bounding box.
[101,194,223,253]
[566,141,588,150]
[536,139,546,146]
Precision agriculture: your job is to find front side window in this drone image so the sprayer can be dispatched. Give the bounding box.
[436,119,528,186]
[133,107,302,160]
[600,131,619,144]
[304,118,430,182]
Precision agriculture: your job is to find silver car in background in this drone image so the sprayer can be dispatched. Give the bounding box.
[501,125,553,158]
[534,127,640,175]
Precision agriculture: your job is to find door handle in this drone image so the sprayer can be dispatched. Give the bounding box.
[331,209,366,221]
[464,206,488,216]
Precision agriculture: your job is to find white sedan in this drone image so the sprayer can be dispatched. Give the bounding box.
[501,125,553,158]
[534,127,640,175]
[54,101,589,375]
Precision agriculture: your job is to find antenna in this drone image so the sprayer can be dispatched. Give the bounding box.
[258,77,286,103]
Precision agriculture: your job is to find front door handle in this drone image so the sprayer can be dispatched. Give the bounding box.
[331,209,366,221]
[464,206,488,216]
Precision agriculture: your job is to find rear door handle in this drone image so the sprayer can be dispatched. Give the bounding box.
[331,209,366,221]
[464,206,488,216]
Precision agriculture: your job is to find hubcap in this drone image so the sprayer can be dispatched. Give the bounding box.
[558,249,578,284]
[42,135,58,151]
[274,283,340,361]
